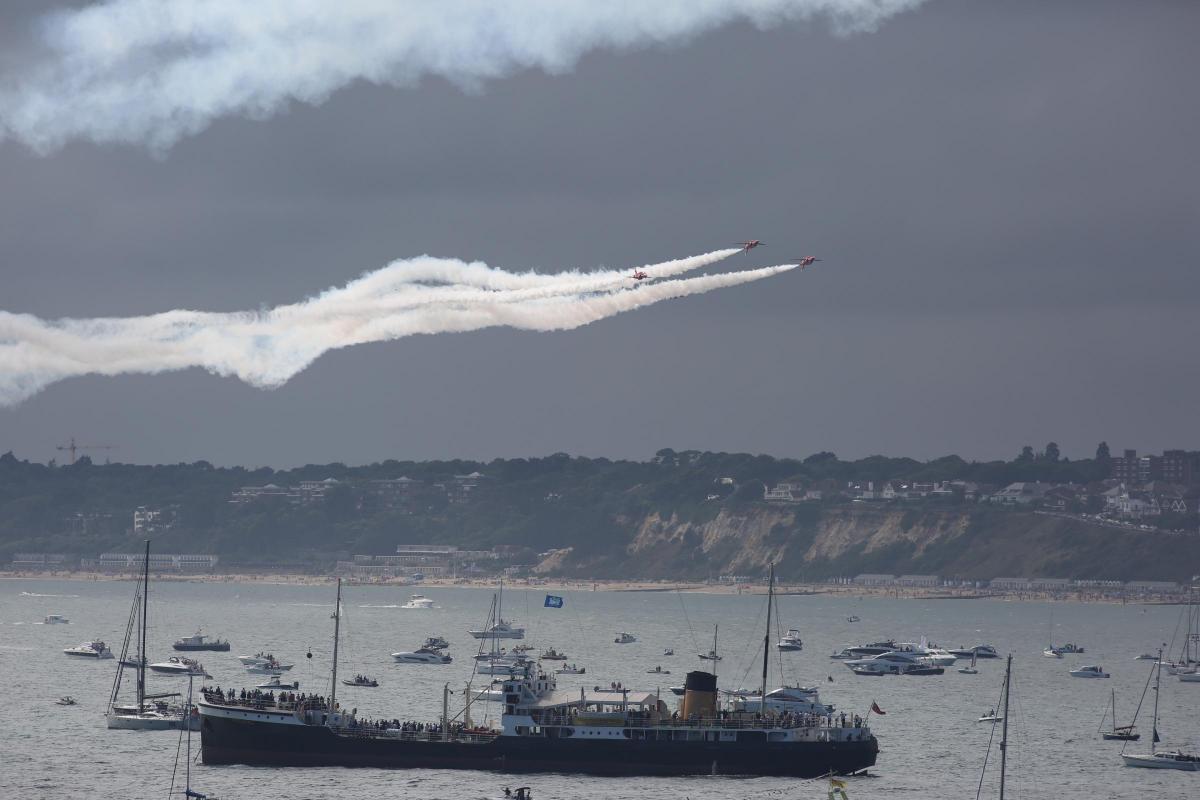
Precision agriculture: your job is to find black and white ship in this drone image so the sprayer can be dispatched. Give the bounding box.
[199,570,879,777]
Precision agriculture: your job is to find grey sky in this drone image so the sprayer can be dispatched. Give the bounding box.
[1,0,1198,467]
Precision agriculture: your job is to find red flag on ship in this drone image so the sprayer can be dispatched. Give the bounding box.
[870,701,886,715]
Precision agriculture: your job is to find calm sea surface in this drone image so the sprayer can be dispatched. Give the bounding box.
[2,579,1197,799]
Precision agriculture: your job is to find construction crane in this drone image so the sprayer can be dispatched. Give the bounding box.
[56,437,116,465]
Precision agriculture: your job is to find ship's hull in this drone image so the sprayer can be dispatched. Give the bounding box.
[200,714,877,777]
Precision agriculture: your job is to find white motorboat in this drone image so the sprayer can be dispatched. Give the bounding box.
[698,649,722,661]
[1042,648,1063,658]
[244,657,293,673]
[732,685,833,715]
[555,664,586,675]
[1122,751,1200,770]
[776,629,804,651]
[238,651,279,666]
[1180,671,1200,683]
[893,639,957,666]
[1134,653,1158,660]
[257,677,300,690]
[1069,664,1109,678]
[978,711,1003,723]
[56,696,77,706]
[149,656,211,677]
[392,647,453,664]
[614,632,637,644]
[401,594,434,609]
[468,619,526,640]
[64,640,114,659]
[662,648,674,656]
[43,614,70,624]
[845,650,933,673]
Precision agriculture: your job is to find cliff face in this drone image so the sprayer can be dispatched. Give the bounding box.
[540,504,1200,582]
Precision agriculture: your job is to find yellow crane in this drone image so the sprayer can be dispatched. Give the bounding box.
[56,436,116,465]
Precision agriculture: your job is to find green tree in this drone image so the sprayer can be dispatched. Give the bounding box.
[1017,446,1035,462]
[1044,442,1060,462]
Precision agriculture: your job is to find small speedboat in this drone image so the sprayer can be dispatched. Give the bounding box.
[342,675,379,687]
[614,632,637,644]
[64,640,114,659]
[1069,665,1109,678]
[668,686,685,696]
[539,648,568,661]
[662,648,674,656]
[698,649,722,661]
[1134,653,1158,660]
[149,656,211,677]
[56,696,77,706]
[238,651,279,666]
[256,677,300,690]
[44,614,70,624]
[512,643,535,653]
[1043,648,1063,658]
[555,664,585,675]
[647,666,670,674]
[978,712,1003,723]
[244,656,293,673]
[847,615,861,623]
[401,594,434,609]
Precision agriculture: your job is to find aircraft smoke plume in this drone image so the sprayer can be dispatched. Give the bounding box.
[0,0,926,153]
[0,249,794,405]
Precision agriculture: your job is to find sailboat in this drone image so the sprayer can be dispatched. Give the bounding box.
[1121,648,1200,770]
[1164,584,1200,675]
[107,541,195,731]
[1099,689,1139,741]
[168,675,216,799]
[976,654,1014,797]
[958,648,979,675]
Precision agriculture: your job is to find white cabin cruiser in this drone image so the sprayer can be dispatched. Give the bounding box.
[401,594,434,609]
[614,632,637,644]
[392,647,452,664]
[1069,665,1109,678]
[149,656,211,677]
[44,614,70,624]
[731,685,833,715]
[469,619,525,640]
[64,640,114,659]
[776,629,803,651]
[238,652,280,666]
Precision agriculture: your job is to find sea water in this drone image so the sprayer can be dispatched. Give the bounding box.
[2,579,1197,799]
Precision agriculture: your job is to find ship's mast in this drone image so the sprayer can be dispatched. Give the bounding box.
[761,564,774,707]
[138,539,149,708]
[329,578,342,715]
[1151,646,1161,745]
[999,654,1012,800]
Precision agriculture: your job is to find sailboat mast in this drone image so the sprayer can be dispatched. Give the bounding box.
[761,564,774,706]
[712,624,719,681]
[999,653,1012,800]
[1151,646,1161,744]
[330,578,342,714]
[138,539,148,707]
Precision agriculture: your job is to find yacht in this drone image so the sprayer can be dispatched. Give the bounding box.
[468,619,525,640]
[843,640,899,657]
[1122,751,1200,770]
[401,594,434,609]
[949,644,998,659]
[258,677,300,690]
[731,685,833,715]
[43,614,69,624]
[149,656,211,677]
[64,640,114,659]
[1069,664,1109,678]
[392,647,452,664]
[776,629,804,651]
[614,632,637,644]
[845,651,936,675]
[173,630,230,651]
[892,640,958,666]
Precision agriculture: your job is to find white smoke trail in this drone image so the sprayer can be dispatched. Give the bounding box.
[0,252,794,405]
[0,1,927,153]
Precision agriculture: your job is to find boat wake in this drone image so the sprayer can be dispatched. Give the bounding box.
[20,591,80,598]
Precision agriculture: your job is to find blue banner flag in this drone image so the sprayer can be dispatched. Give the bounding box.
[544,594,564,608]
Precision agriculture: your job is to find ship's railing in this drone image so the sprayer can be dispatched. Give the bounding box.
[531,711,870,733]
[332,726,500,744]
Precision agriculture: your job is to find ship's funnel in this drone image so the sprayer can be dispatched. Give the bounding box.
[681,670,717,720]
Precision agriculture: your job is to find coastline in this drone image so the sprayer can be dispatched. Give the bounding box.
[1,570,1187,604]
